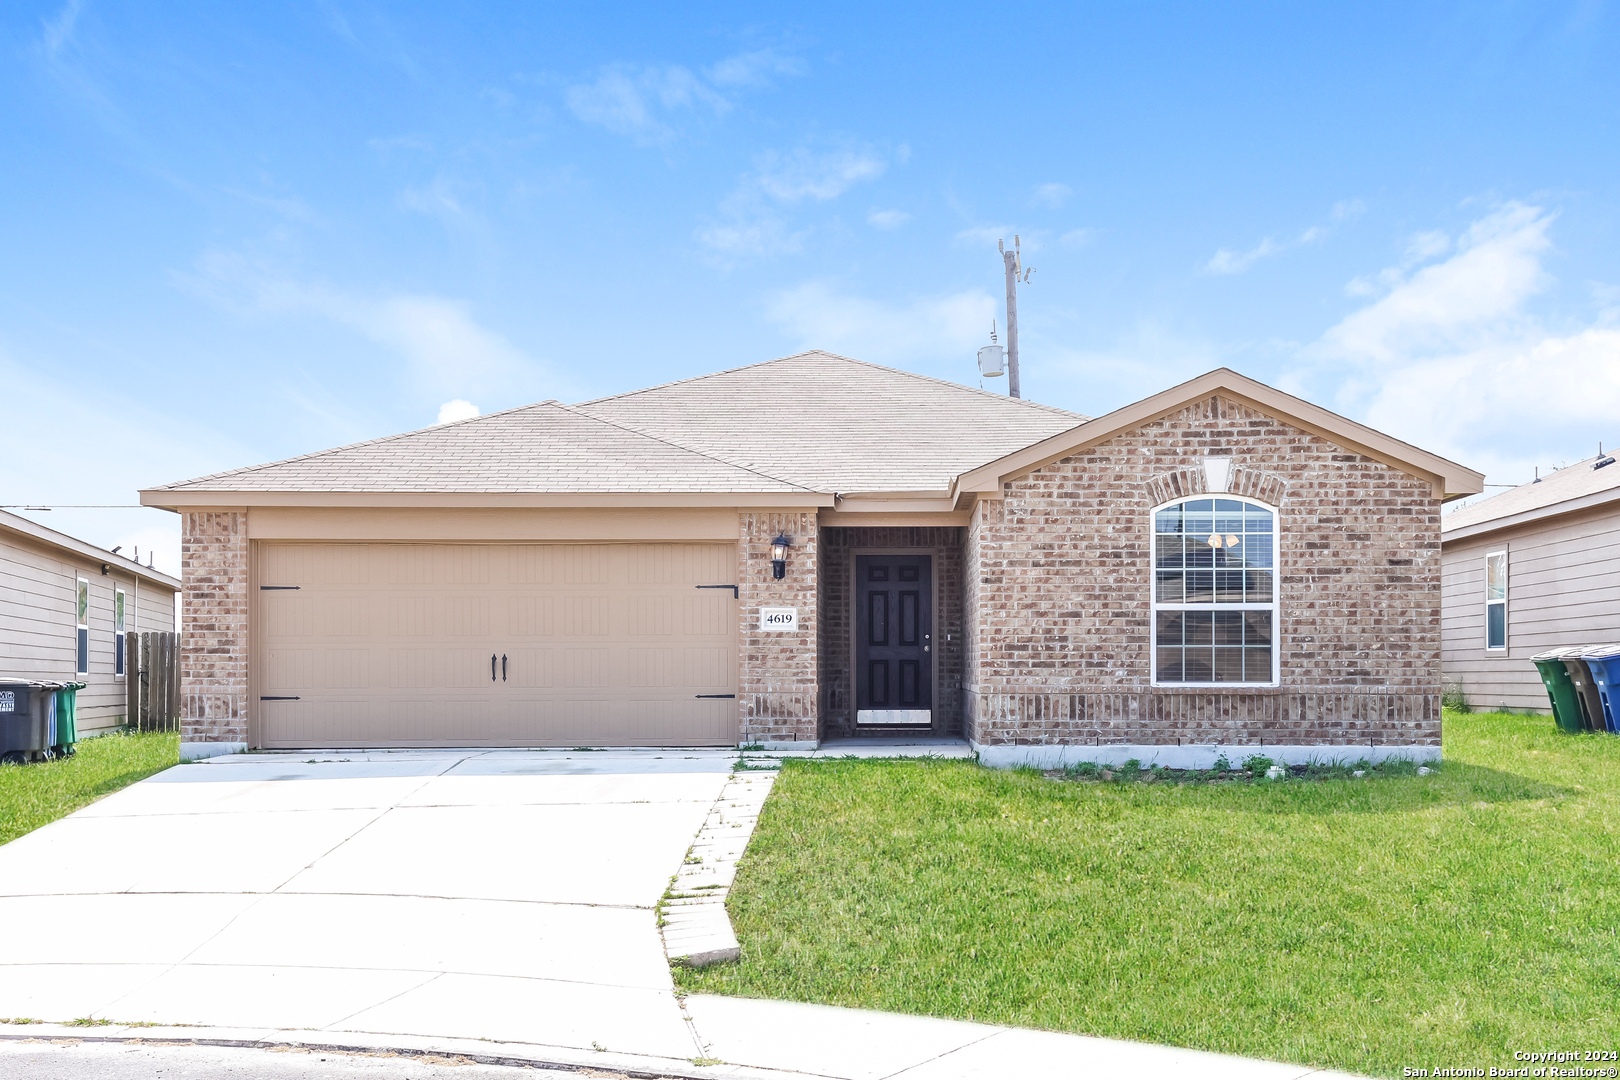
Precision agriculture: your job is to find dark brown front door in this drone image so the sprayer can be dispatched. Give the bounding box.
[855,554,932,725]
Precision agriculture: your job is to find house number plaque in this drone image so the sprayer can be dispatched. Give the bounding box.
[759,607,799,631]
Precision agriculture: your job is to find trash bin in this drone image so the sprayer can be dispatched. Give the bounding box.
[0,679,63,764]
[1580,645,1620,734]
[1564,653,1608,732]
[1531,649,1588,734]
[53,682,85,757]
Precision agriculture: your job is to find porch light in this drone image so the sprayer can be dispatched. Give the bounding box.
[770,534,792,580]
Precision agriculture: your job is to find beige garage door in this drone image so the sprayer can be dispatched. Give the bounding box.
[254,543,738,748]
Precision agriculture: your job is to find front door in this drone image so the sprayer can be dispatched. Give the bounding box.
[855,554,932,725]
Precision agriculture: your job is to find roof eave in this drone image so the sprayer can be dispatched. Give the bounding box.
[1442,484,1620,544]
[0,510,182,590]
[138,489,835,511]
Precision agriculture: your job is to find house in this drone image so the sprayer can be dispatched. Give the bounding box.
[138,352,1481,765]
[1,509,180,735]
[1441,451,1620,712]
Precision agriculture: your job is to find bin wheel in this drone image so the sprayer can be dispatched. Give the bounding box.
[59,745,76,758]
[39,748,56,762]
[1,751,24,766]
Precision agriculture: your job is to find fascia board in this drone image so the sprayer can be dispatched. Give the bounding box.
[1441,485,1620,545]
[139,490,835,511]
[955,369,1483,499]
[0,510,182,590]
[819,509,972,527]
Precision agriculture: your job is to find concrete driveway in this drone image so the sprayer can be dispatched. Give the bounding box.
[0,749,730,1062]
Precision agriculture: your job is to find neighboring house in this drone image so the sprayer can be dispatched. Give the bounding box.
[0,509,180,735]
[139,352,1481,765]
[1441,452,1620,712]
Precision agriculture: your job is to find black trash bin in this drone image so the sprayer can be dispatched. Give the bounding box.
[0,679,65,764]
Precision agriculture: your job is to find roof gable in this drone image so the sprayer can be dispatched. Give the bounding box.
[955,368,1483,501]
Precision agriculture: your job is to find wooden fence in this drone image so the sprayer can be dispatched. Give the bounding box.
[126,631,181,732]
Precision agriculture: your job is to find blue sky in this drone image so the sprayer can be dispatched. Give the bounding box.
[5,1,1620,571]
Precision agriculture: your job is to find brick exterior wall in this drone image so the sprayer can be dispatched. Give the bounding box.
[819,527,965,738]
[965,394,1442,749]
[738,511,819,744]
[180,511,249,744]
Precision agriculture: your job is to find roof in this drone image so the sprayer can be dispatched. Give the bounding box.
[957,368,1485,502]
[1442,452,1620,542]
[574,351,1086,493]
[0,510,181,591]
[144,351,1085,501]
[147,400,816,495]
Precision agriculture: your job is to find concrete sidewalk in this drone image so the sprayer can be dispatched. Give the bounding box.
[0,748,1361,1079]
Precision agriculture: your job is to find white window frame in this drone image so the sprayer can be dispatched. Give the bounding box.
[1150,494,1281,688]
[1484,550,1508,651]
[76,577,90,676]
[115,587,128,680]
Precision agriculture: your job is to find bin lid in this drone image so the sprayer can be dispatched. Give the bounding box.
[1530,647,1593,662]
[57,682,88,691]
[0,678,67,689]
[1579,643,1620,661]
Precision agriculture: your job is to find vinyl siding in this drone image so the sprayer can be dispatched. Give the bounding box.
[0,532,178,735]
[1442,504,1620,712]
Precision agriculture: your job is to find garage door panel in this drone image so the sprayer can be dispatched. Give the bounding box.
[256,543,737,748]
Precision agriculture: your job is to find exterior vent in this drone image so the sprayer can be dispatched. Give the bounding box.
[1594,456,1615,470]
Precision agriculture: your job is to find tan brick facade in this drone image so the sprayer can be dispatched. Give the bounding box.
[965,395,1442,752]
[180,511,249,744]
[737,511,819,745]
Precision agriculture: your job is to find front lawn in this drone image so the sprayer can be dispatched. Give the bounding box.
[0,730,179,845]
[679,713,1620,1077]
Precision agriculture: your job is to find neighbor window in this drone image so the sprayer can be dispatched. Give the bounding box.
[1152,497,1278,685]
[76,578,90,675]
[115,588,127,679]
[1485,551,1507,650]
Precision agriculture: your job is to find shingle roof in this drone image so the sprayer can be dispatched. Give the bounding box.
[1442,452,1620,535]
[152,351,1086,495]
[151,401,813,493]
[575,351,1086,492]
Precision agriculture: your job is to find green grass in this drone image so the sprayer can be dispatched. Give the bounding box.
[0,730,179,846]
[678,713,1620,1076]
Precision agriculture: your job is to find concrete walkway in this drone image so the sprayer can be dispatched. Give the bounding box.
[0,749,1360,1079]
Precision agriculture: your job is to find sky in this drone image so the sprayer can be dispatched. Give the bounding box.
[4,1,1620,572]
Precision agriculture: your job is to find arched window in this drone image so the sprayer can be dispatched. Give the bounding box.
[1152,496,1278,686]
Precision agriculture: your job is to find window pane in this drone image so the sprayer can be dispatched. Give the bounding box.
[1245,510,1273,532]
[1155,508,1185,533]
[1486,554,1506,600]
[77,581,88,625]
[115,591,125,632]
[1213,648,1244,681]
[1487,602,1506,649]
[1215,569,1246,602]
[1243,610,1273,645]
[1157,648,1184,681]
[1246,570,1274,602]
[1244,646,1273,682]
[1185,570,1214,602]
[1155,534,1185,566]
[1186,499,1214,513]
[1183,648,1214,682]
[1185,611,1213,645]
[1156,610,1184,646]
[1213,610,1245,645]
[1185,540,1214,569]
[1214,499,1243,513]
[1156,571,1185,603]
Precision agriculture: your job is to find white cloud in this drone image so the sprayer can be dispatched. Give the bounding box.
[754,145,886,203]
[1031,183,1071,208]
[1059,228,1094,250]
[178,251,537,400]
[953,225,1015,249]
[564,64,726,145]
[1331,198,1366,221]
[1205,237,1282,275]
[765,282,997,363]
[1292,202,1620,484]
[40,0,83,59]
[436,399,480,425]
[867,209,910,230]
[706,48,806,87]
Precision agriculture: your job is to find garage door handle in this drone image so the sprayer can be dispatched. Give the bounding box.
[502,654,507,681]
[260,696,300,701]
[696,694,736,699]
[491,654,497,681]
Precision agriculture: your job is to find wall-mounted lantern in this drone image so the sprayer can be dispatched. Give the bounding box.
[770,534,792,580]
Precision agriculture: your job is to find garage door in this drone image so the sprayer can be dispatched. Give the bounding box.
[254,543,738,748]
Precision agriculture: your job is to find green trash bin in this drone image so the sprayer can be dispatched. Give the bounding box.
[53,682,85,757]
[1532,648,1588,733]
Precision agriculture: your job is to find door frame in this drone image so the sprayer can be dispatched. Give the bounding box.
[846,546,944,735]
